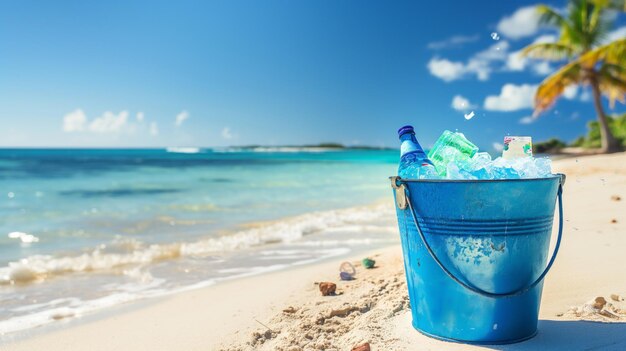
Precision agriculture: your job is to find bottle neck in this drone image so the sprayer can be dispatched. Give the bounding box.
[399,133,425,157]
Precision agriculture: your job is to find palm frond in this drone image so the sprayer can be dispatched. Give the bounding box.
[534,61,585,115]
[559,0,596,51]
[589,1,603,31]
[580,38,626,66]
[587,1,614,47]
[599,62,626,78]
[521,43,577,60]
[537,4,570,28]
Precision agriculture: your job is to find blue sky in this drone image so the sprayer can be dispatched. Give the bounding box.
[1,0,625,150]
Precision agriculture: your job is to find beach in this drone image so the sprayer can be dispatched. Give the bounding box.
[2,152,626,351]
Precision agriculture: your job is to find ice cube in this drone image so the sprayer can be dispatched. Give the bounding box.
[446,162,477,180]
[470,152,492,170]
[511,157,533,178]
[491,157,521,179]
[534,157,552,177]
[441,149,553,180]
[418,165,439,179]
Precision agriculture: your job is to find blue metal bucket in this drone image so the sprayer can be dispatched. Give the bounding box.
[390,174,565,344]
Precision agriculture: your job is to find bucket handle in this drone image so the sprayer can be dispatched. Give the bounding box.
[398,175,565,299]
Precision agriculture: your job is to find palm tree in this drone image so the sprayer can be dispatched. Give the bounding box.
[522,0,626,153]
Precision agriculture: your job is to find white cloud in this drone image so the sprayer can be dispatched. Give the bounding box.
[221,127,233,139]
[532,34,557,44]
[505,34,555,75]
[428,30,559,82]
[607,26,626,43]
[484,83,537,111]
[62,109,159,137]
[579,88,592,102]
[519,116,535,124]
[427,58,467,82]
[451,95,476,111]
[532,61,552,75]
[175,110,189,126]
[149,122,159,136]
[427,42,509,81]
[427,35,480,50]
[63,109,87,132]
[496,5,541,40]
[508,50,551,74]
[506,50,527,71]
[492,142,504,152]
[563,85,578,100]
[88,111,129,133]
[473,41,510,61]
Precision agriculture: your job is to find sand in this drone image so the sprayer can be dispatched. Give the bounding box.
[2,152,626,351]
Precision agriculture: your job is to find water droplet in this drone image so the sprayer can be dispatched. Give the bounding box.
[464,111,475,120]
[7,192,14,199]
[491,32,500,40]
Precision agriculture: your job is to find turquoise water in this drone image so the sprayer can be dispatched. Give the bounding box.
[0,148,399,335]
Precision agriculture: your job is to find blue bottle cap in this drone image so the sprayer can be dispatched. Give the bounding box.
[398,125,414,137]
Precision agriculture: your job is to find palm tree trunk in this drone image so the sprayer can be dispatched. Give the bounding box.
[588,72,620,153]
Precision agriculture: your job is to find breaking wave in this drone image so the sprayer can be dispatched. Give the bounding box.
[0,202,394,286]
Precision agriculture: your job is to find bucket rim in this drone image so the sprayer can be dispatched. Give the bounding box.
[389,173,564,184]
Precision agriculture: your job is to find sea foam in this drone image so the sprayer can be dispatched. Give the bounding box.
[0,202,394,286]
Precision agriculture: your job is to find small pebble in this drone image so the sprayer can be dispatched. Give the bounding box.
[611,195,621,201]
[319,282,336,296]
[339,261,356,280]
[592,296,607,310]
[611,219,618,224]
[611,294,623,302]
[362,258,376,269]
[282,306,297,314]
[340,271,354,281]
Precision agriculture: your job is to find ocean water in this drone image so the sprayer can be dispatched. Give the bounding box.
[0,148,399,335]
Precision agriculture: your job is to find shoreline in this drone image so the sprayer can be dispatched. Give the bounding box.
[0,197,397,336]
[1,245,403,351]
[2,152,626,350]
